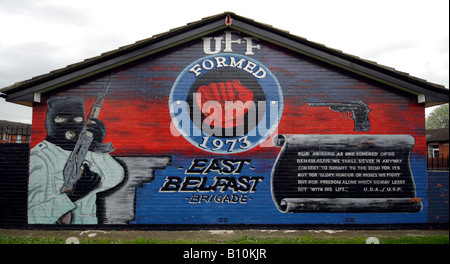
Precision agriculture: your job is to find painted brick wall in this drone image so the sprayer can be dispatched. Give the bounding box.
[427,171,449,223]
[21,29,442,226]
[0,143,29,226]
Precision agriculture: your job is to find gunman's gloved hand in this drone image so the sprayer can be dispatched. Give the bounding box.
[66,164,101,202]
[86,117,106,144]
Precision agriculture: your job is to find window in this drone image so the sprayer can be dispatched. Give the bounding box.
[428,144,439,157]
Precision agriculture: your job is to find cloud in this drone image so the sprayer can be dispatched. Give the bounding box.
[0,98,32,124]
[0,0,448,123]
[0,42,67,87]
[0,0,91,26]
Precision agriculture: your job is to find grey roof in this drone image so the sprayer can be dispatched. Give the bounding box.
[1,12,448,107]
[426,127,449,143]
[0,119,31,135]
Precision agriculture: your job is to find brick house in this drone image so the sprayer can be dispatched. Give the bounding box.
[427,127,449,170]
[427,127,449,157]
[0,12,448,226]
[0,120,31,143]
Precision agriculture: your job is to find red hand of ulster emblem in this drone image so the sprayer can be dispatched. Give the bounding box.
[196,79,255,128]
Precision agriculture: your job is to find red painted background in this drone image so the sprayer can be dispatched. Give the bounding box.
[30,32,426,157]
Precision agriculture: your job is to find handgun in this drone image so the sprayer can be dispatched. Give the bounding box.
[309,101,371,131]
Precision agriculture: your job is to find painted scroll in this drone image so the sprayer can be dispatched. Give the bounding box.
[271,134,423,213]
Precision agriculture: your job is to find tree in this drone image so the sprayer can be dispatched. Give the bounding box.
[426,104,449,129]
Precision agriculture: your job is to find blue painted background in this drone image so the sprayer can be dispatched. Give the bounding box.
[132,153,428,224]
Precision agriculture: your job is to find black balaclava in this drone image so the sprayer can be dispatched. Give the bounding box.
[45,96,86,151]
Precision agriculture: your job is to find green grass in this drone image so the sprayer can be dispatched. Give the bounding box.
[0,235,64,244]
[225,235,449,244]
[0,234,448,244]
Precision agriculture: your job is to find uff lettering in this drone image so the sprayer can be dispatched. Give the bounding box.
[202,31,260,55]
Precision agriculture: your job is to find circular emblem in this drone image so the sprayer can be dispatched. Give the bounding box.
[169,53,283,154]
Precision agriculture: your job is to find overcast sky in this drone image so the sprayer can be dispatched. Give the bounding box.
[1,0,448,123]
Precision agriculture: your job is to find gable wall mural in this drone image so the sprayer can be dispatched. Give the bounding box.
[27,30,428,225]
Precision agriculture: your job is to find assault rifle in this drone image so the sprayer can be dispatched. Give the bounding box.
[60,75,114,194]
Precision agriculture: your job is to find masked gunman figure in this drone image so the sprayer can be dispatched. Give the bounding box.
[28,96,124,224]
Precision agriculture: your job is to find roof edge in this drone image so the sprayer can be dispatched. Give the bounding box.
[1,12,448,106]
[227,14,448,95]
[0,12,231,96]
